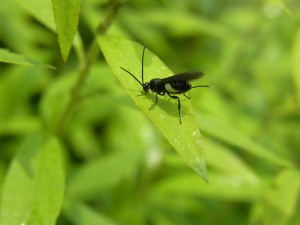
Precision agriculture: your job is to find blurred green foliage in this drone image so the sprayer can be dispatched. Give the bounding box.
[0,0,300,225]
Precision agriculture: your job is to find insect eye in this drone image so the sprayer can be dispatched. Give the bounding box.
[143,83,150,92]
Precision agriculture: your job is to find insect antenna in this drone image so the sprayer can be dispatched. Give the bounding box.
[120,67,144,87]
[141,45,146,84]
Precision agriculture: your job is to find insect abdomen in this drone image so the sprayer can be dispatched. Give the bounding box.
[165,82,191,93]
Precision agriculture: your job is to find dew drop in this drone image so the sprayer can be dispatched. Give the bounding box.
[197,139,204,148]
[192,130,199,137]
[160,114,166,121]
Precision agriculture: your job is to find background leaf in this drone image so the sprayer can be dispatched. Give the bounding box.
[0,134,65,225]
[66,151,142,200]
[250,169,300,225]
[0,48,54,69]
[52,0,82,60]
[14,0,56,31]
[198,113,291,167]
[63,201,120,225]
[292,29,300,106]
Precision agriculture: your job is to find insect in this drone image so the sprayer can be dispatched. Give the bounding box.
[120,45,209,124]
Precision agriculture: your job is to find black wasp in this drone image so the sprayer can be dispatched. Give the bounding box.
[120,46,209,124]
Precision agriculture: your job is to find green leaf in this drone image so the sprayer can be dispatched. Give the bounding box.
[66,151,142,200]
[98,36,208,181]
[266,169,300,216]
[292,29,300,106]
[63,201,120,225]
[250,169,300,225]
[121,9,230,39]
[52,0,82,61]
[40,71,75,132]
[15,0,56,31]
[0,48,55,69]
[205,139,260,185]
[0,115,41,135]
[272,0,292,16]
[0,133,65,225]
[198,113,292,167]
[150,172,263,201]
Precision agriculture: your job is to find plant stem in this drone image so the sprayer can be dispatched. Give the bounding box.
[54,0,121,135]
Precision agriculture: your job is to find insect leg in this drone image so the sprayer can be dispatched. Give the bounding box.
[183,93,191,99]
[167,92,182,124]
[137,92,147,97]
[149,93,158,110]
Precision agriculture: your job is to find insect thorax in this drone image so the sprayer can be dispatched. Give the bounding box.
[149,79,164,92]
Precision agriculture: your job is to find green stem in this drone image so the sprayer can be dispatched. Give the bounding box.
[54,0,121,135]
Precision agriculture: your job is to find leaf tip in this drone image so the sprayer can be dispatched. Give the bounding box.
[191,157,209,182]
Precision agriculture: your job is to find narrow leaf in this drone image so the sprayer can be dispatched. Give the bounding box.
[15,0,56,31]
[0,48,55,69]
[66,151,141,200]
[265,169,300,220]
[274,0,292,16]
[198,113,292,167]
[151,172,263,201]
[98,36,208,181]
[64,201,120,225]
[52,0,82,61]
[250,169,300,225]
[0,133,65,225]
[292,29,300,106]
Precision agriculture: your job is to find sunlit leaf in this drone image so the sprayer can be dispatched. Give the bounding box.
[52,0,82,61]
[98,36,208,181]
[15,0,56,31]
[0,133,65,225]
[0,48,55,69]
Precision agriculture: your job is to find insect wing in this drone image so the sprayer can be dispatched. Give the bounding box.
[161,71,204,84]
